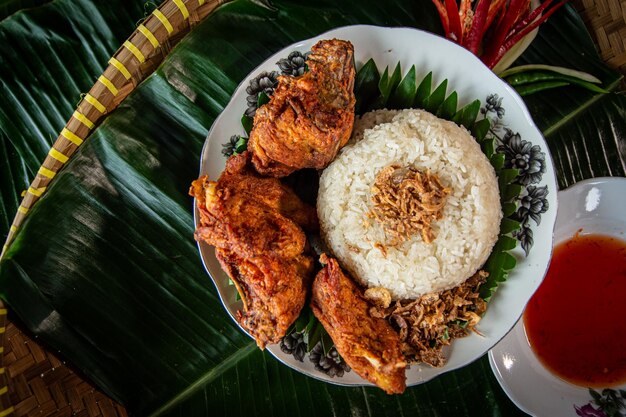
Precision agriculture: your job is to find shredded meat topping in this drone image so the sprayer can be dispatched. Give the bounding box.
[369,271,488,367]
[369,165,450,246]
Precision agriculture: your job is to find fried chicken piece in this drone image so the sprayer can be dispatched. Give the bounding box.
[310,254,406,394]
[190,152,318,349]
[249,39,356,177]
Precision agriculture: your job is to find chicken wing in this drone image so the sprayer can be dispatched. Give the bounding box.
[310,254,407,394]
[190,152,317,349]
[249,39,356,177]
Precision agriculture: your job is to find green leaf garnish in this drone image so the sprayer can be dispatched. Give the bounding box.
[481,138,495,158]
[441,327,450,341]
[472,118,491,141]
[453,99,481,130]
[500,218,521,234]
[413,71,432,108]
[241,114,253,135]
[354,58,380,114]
[436,91,458,119]
[500,183,523,202]
[233,136,248,154]
[514,80,570,97]
[423,79,447,113]
[294,306,312,333]
[498,168,520,187]
[495,235,518,251]
[321,329,334,356]
[389,65,417,109]
[368,63,402,110]
[386,62,402,99]
[499,64,602,83]
[453,319,469,329]
[502,202,517,217]
[490,153,505,170]
[306,320,324,352]
[257,91,270,107]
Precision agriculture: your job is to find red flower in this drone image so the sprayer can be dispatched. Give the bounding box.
[431,0,568,68]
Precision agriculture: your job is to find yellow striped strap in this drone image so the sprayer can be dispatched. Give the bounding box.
[49,147,69,164]
[61,128,83,146]
[0,309,6,315]
[28,186,46,197]
[17,206,28,215]
[123,40,145,63]
[152,9,174,34]
[0,406,13,417]
[38,166,57,179]
[172,0,190,19]
[84,94,106,113]
[138,24,159,48]
[0,368,4,375]
[98,75,119,96]
[9,226,17,233]
[108,57,131,80]
[72,111,94,129]
[0,346,3,354]
[198,0,205,4]
[0,328,5,335]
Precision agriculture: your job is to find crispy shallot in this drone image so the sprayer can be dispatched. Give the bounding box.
[369,271,488,367]
[370,165,450,246]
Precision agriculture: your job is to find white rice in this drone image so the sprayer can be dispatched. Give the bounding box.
[318,109,502,300]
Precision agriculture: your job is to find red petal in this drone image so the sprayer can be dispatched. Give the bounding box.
[432,0,451,37]
[464,0,492,53]
[482,0,529,65]
[444,0,462,42]
[486,0,507,29]
[484,0,568,68]
[459,0,473,40]
[509,0,555,37]
[505,0,568,46]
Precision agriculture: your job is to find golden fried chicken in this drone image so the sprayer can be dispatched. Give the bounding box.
[249,39,356,177]
[310,254,407,394]
[190,152,318,349]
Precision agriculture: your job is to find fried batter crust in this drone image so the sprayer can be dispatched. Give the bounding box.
[311,254,406,394]
[249,39,356,177]
[190,152,318,349]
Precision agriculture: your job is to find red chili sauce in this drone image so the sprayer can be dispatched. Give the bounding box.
[523,233,626,387]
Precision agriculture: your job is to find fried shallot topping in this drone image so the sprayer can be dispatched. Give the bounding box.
[369,271,488,367]
[369,165,450,246]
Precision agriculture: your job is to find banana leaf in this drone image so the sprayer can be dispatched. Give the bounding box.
[0,0,50,20]
[0,0,147,232]
[0,0,623,416]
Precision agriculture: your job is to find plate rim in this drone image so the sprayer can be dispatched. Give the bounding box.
[194,23,559,388]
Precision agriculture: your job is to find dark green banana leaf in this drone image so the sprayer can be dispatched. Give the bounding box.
[0,0,147,232]
[0,0,50,20]
[0,0,623,416]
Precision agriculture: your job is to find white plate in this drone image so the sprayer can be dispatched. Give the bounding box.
[196,25,558,387]
[489,177,626,416]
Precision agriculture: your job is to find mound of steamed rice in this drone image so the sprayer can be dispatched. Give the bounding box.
[318,108,502,300]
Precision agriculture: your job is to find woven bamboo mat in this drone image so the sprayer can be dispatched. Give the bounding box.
[574,0,626,76]
[1,0,624,416]
[0,310,127,417]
